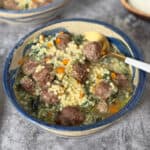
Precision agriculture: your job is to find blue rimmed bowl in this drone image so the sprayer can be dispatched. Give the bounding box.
[3,18,146,137]
[0,0,70,24]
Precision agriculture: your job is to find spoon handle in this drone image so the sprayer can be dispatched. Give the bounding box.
[125,57,150,73]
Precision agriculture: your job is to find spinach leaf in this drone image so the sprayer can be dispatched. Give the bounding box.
[72,34,85,46]
[25,4,29,9]
[29,96,40,113]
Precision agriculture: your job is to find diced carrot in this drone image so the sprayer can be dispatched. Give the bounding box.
[47,42,52,48]
[56,38,61,44]
[56,67,65,74]
[108,101,121,114]
[80,92,85,99]
[32,0,37,2]
[62,59,69,65]
[111,72,117,80]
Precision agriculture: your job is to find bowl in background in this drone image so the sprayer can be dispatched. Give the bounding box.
[3,18,146,137]
[120,0,150,20]
[0,0,70,24]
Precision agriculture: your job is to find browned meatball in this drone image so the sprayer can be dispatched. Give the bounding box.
[32,67,54,87]
[72,62,89,83]
[83,42,102,62]
[20,76,35,93]
[56,106,85,126]
[112,73,128,89]
[3,0,19,10]
[95,81,112,100]
[22,60,38,76]
[40,90,59,104]
[55,33,71,50]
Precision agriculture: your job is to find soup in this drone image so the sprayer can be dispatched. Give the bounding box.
[14,31,133,126]
[2,0,53,10]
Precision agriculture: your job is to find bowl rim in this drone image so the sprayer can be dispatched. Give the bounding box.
[3,18,146,132]
[0,0,69,15]
[120,0,150,19]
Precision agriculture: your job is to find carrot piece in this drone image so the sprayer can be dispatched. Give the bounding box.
[62,59,69,65]
[111,72,117,80]
[32,0,37,2]
[108,101,121,114]
[47,42,52,48]
[56,38,61,44]
[80,92,85,99]
[56,67,65,74]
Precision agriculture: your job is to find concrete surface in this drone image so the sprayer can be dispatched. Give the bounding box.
[0,0,150,150]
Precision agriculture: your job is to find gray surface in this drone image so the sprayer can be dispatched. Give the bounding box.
[0,0,150,150]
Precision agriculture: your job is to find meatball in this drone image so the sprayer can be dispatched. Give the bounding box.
[96,101,108,113]
[72,62,88,83]
[83,41,102,62]
[55,32,71,50]
[22,60,38,76]
[112,73,128,89]
[32,67,54,87]
[56,106,85,126]
[40,90,59,104]
[3,0,19,10]
[95,81,112,100]
[20,76,35,93]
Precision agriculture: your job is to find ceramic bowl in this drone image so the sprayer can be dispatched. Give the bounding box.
[3,18,146,137]
[120,0,150,20]
[0,0,70,24]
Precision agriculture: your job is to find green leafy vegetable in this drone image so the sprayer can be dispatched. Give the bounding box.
[72,34,85,46]
[29,96,40,113]
[25,4,29,9]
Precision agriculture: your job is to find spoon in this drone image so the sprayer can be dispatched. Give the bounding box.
[102,51,150,73]
[83,31,150,72]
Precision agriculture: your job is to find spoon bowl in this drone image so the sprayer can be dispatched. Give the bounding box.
[102,51,150,73]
